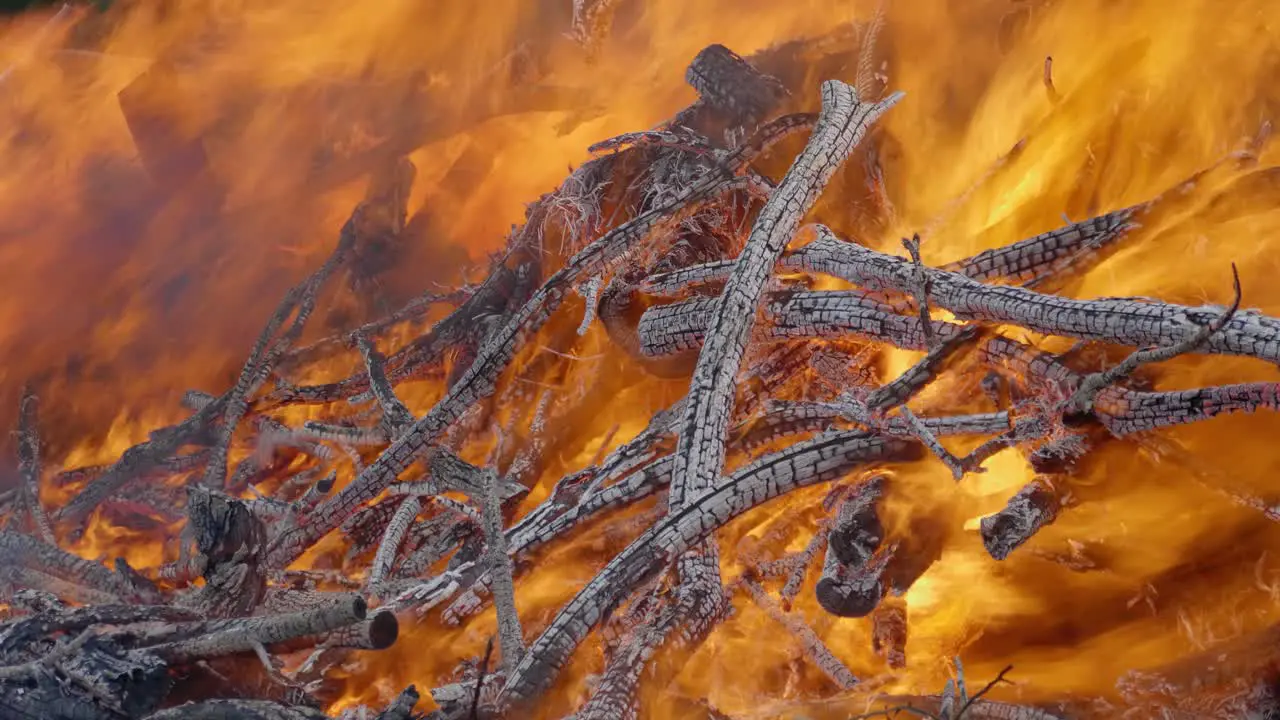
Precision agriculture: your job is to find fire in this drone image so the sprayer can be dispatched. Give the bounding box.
[2,0,1280,717]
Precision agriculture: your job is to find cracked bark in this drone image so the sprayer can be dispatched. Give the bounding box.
[685,44,788,128]
[496,430,919,706]
[573,564,727,720]
[941,207,1140,288]
[355,332,415,435]
[980,477,1062,560]
[638,289,961,360]
[482,466,525,672]
[789,226,1280,363]
[669,80,902,526]
[148,595,366,663]
[980,336,1280,438]
[15,386,54,544]
[367,496,422,592]
[0,531,137,603]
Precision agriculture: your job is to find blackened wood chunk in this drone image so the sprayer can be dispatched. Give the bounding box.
[685,45,788,127]
[374,685,420,720]
[816,477,887,618]
[980,479,1060,561]
[63,640,170,717]
[185,488,267,616]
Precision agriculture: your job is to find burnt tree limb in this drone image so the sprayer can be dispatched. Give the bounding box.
[786,226,1280,363]
[495,431,920,707]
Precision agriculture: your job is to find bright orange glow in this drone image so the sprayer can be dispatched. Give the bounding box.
[2,0,1280,717]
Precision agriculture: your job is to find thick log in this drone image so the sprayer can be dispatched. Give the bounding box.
[980,477,1061,560]
[148,595,366,663]
[637,289,960,359]
[941,207,1139,287]
[815,476,887,617]
[0,531,137,602]
[667,81,903,525]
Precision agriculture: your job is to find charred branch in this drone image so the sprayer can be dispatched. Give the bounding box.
[15,386,53,544]
[787,226,1279,364]
[496,431,919,706]
[740,575,859,689]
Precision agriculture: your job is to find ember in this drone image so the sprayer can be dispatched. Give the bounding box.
[2,1,1280,718]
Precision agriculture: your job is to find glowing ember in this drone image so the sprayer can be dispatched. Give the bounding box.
[2,1,1280,719]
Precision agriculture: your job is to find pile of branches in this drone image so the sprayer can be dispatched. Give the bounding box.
[4,29,1280,720]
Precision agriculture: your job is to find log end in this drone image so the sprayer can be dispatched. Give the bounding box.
[366,608,399,650]
[815,576,882,618]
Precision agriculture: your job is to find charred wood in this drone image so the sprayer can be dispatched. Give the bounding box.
[980,477,1062,560]
[789,226,1278,363]
[496,431,919,706]
[685,44,788,129]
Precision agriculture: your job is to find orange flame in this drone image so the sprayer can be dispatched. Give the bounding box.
[3,0,1280,717]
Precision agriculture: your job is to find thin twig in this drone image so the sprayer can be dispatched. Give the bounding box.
[1068,264,1242,413]
[855,0,889,101]
[902,234,936,349]
[470,636,496,720]
[956,664,1015,718]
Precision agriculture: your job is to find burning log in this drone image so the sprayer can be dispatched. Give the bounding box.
[666,80,901,604]
[148,595,366,663]
[815,474,947,619]
[480,466,526,672]
[980,477,1063,560]
[574,560,728,719]
[637,289,961,359]
[0,531,143,603]
[814,475,888,618]
[939,207,1140,288]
